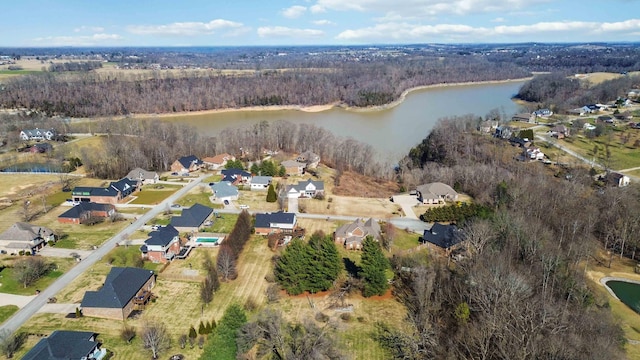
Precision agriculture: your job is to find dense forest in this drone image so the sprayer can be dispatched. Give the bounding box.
[516,73,640,110]
[1,43,639,117]
[374,117,633,359]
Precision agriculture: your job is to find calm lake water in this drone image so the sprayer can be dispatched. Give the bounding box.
[165,80,526,159]
[606,280,640,313]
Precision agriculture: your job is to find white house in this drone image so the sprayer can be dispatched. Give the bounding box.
[250,176,272,191]
[20,128,57,141]
[286,179,325,198]
[126,168,159,185]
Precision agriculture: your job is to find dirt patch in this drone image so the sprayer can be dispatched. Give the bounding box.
[333,171,399,198]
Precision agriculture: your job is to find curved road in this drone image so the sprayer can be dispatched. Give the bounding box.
[0,175,205,335]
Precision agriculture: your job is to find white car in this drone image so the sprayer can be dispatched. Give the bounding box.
[239,205,249,209]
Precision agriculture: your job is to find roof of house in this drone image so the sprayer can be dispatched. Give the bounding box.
[221,169,251,177]
[144,225,179,247]
[81,267,154,309]
[203,153,234,165]
[0,222,53,242]
[288,179,325,192]
[251,176,272,185]
[170,203,213,229]
[335,218,381,240]
[420,223,463,249]
[22,330,99,360]
[210,181,239,198]
[110,178,138,193]
[281,160,306,168]
[72,186,119,198]
[297,151,320,163]
[416,182,457,199]
[255,212,296,228]
[126,168,158,181]
[58,202,115,220]
[22,128,56,136]
[176,155,202,169]
[32,143,53,151]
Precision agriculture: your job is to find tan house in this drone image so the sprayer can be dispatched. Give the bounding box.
[281,160,306,176]
[126,168,159,184]
[0,222,54,255]
[170,155,203,174]
[334,218,381,250]
[416,182,458,204]
[202,153,235,170]
[81,267,155,320]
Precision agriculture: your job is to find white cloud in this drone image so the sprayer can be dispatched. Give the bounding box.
[282,5,307,18]
[491,17,506,23]
[310,4,326,13]
[336,19,640,41]
[127,19,246,36]
[257,26,324,38]
[74,26,105,33]
[33,33,122,46]
[313,0,548,17]
[312,19,335,25]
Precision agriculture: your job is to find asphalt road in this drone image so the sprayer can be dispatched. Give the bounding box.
[0,175,205,335]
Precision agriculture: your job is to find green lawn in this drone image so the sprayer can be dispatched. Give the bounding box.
[204,174,223,183]
[559,132,640,170]
[105,245,161,272]
[0,258,75,295]
[0,305,18,324]
[54,221,130,250]
[129,186,179,205]
[203,214,239,233]
[391,229,420,252]
[46,191,72,208]
[176,192,222,209]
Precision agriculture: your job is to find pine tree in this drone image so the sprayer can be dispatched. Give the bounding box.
[278,165,286,177]
[306,232,341,293]
[198,321,206,335]
[188,325,197,340]
[266,184,277,203]
[360,237,390,297]
[250,163,260,175]
[274,238,309,295]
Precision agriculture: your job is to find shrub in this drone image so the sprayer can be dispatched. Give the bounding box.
[315,312,330,322]
[266,284,281,303]
[339,313,352,322]
[244,297,259,312]
[120,326,136,343]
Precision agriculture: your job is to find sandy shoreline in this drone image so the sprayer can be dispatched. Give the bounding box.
[122,77,531,120]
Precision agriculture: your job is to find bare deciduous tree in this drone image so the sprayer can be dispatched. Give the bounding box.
[141,320,171,359]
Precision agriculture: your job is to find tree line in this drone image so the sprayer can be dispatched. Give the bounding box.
[382,117,628,359]
[216,210,252,281]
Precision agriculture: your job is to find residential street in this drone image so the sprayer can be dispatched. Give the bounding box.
[0,175,205,335]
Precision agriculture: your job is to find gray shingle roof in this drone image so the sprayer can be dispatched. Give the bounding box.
[335,218,380,240]
[22,330,99,360]
[251,176,272,185]
[81,267,154,309]
[0,222,53,242]
[145,225,179,246]
[58,202,114,220]
[210,181,239,198]
[126,168,158,181]
[72,186,119,197]
[255,212,296,228]
[170,203,213,229]
[420,223,463,249]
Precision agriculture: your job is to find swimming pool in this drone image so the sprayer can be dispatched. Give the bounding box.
[196,237,220,244]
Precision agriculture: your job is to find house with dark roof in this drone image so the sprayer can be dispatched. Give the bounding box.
[20,128,57,141]
[533,109,553,118]
[140,225,181,263]
[58,202,116,225]
[170,203,214,232]
[109,178,138,198]
[22,330,106,360]
[220,169,252,185]
[211,181,239,202]
[416,182,458,204]
[0,222,54,255]
[511,113,535,123]
[334,218,381,250]
[254,212,297,235]
[81,267,155,320]
[71,178,138,205]
[170,155,203,174]
[126,167,159,185]
[604,172,630,187]
[286,179,324,198]
[420,223,463,251]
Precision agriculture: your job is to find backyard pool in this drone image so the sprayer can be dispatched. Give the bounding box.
[195,237,221,245]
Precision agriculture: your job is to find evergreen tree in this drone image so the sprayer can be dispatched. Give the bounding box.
[261,160,276,176]
[360,237,390,297]
[250,163,260,175]
[266,184,277,203]
[198,321,206,335]
[188,326,197,340]
[306,233,341,293]
[274,238,308,295]
[278,165,286,177]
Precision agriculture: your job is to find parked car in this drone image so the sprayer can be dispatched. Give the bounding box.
[171,204,181,209]
[239,204,249,209]
[223,200,229,205]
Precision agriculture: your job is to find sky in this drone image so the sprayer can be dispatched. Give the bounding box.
[1,0,640,47]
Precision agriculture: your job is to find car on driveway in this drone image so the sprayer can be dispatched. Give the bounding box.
[223,200,229,205]
[171,204,181,209]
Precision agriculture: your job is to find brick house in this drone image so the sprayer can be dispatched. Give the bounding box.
[81,267,155,320]
[169,203,214,233]
[334,218,381,250]
[170,155,203,174]
[140,225,181,263]
[58,202,116,225]
[254,212,297,235]
[71,178,138,205]
[22,330,106,360]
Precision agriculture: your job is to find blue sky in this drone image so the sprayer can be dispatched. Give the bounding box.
[1,0,640,46]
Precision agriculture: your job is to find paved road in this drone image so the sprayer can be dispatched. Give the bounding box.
[0,175,205,336]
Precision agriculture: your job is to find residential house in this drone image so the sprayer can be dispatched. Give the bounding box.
[494,125,515,139]
[0,222,54,255]
[416,182,458,204]
[254,212,297,235]
[584,123,597,131]
[525,147,545,161]
[334,218,381,250]
[296,151,321,168]
[549,125,570,139]
[202,153,235,170]
[126,168,159,185]
[511,113,535,123]
[170,155,203,174]
[109,178,138,198]
[71,178,138,205]
[605,172,630,187]
[210,181,239,202]
[597,115,614,124]
[586,104,604,113]
[140,225,181,263]
[533,109,553,118]
[170,203,214,232]
[478,120,498,134]
[221,169,252,185]
[420,223,463,251]
[22,330,106,360]
[250,176,272,191]
[58,202,116,225]
[286,179,325,198]
[29,142,53,153]
[81,267,155,320]
[20,128,57,141]
[281,160,306,176]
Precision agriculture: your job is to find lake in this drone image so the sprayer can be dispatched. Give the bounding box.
[606,280,640,313]
[164,80,526,159]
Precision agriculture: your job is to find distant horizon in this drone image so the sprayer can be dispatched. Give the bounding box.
[2,0,639,47]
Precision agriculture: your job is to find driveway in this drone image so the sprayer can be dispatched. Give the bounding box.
[288,196,299,213]
[39,247,93,259]
[38,303,81,314]
[391,194,420,220]
[0,294,36,308]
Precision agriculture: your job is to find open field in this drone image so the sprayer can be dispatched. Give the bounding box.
[0,257,75,296]
[128,184,180,205]
[300,195,398,218]
[235,189,279,212]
